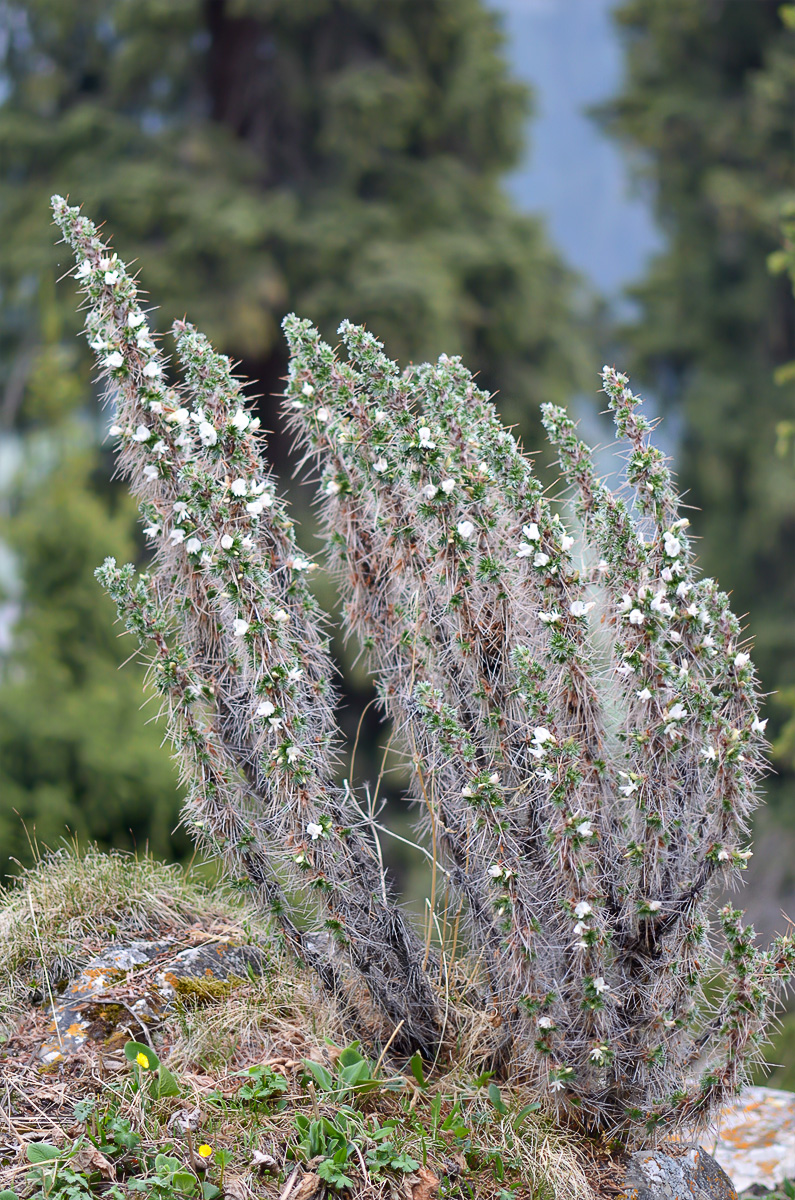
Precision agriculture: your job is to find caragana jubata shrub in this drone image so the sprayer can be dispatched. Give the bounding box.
[52,195,794,1146]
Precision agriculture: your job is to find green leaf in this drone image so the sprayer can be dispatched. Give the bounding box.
[123,1040,160,1071]
[0,1189,20,1199]
[337,1044,364,1068]
[513,1102,541,1127]
[201,1185,221,1200]
[302,1059,334,1092]
[390,1153,420,1173]
[488,1082,509,1115]
[26,1143,63,1163]
[156,1065,181,1098]
[409,1052,426,1088]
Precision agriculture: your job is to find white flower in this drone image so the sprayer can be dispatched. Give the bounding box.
[560,534,575,552]
[168,407,191,425]
[231,478,247,497]
[105,351,124,369]
[75,260,93,279]
[523,523,540,541]
[173,501,188,518]
[616,663,634,676]
[538,610,561,624]
[104,270,119,285]
[549,1079,565,1092]
[487,864,504,879]
[619,781,638,797]
[109,424,123,437]
[661,567,673,583]
[148,400,163,415]
[220,534,234,550]
[324,479,342,496]
[736,848,753,862]
[574,901,592,919]
[618,594,633,614]
[663,531,681,557]
[489,772,500,784]
[287,667,303,682]
[198,421,217,447]
[576,821,593,838]
[590,1046,607,1064]
[233,618,249,637]
[517,543,534,558]
[441,478,455,494]
[286,746,301,764]
[669,630,682,643]
[185,537,202,554]
[301,382,315,397]
[570,600,595,617]
[273,608,290,624]
[676,581,691,597]
[231,409,250,432]
[127,310,145,328]
[417,426,435,448]
[637,688,652,701]
[702,634,715,648]
[132,424,151,442]
[291,556,311,571]
[647,900,662,912]
[734,652,750,669]
[537,1017,554,1030]
[533,552,550,568]
[461,785,475,798]
[142,360,161,379]
[666,703,687,721]
[142,464,159,480]
[717,848,730,862]
[752,716,768,734]
[457,520,475,540]
[170,529,185,544]
[573,921,590,936]
[373,457,388,473]
[702,745,717,762]
[373,409,386,424]
[316,407,330,423]
[651,590,673,617]
[241,536,253,550]
[257,700,276,718]
[143,525,160,538]
[629,609,644,626]
[136,330,154,351]
[306,821,323,840]
[592,977,608,995]
[422,484,438,500]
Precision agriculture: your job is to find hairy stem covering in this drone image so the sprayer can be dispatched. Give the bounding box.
[53,197,794,1145]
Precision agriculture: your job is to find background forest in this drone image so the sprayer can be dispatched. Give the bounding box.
[1,0,794,1042]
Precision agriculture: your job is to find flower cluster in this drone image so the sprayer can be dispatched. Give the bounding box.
[53,198,794,1147]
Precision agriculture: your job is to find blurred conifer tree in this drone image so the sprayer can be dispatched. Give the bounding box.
[600,0,795,749]
[0,0,589,867]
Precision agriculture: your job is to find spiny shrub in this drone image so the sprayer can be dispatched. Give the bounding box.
[51,195,794,1146]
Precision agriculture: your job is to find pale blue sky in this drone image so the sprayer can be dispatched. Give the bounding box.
[489,0,661,300]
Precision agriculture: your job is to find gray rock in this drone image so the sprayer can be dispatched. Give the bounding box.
[619,1146,737,1200]
[38,935,266,1064]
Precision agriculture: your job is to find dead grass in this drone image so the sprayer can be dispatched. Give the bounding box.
[0,847,598,1200]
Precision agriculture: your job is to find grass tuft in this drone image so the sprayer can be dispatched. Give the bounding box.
[0,848,597,1200]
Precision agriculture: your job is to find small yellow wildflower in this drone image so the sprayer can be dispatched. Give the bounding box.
[136,1051,150,1070]
[198,1145,213,1159]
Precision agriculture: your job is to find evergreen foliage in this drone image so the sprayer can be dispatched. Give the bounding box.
[51,195,794,1144]
[0,1,588,866]
[599,0,795,732]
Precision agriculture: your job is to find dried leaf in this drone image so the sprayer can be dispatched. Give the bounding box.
[411,1167,440,1200]
[72,1145,116,1180]
[251,1150,277,1171]
[222,1173,250,1200]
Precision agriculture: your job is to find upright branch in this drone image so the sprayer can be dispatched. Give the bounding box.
[52,199,794,1146]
